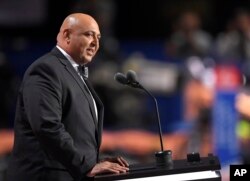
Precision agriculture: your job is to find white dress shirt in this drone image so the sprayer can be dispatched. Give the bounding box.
[56,45,98,121]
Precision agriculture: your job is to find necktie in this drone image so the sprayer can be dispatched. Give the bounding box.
[77,65,98,121]
[78,65,88,79]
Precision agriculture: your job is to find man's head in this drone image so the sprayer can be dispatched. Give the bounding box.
[57,13,101,65]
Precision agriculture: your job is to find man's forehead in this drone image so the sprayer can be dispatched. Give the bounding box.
[81,22,100,34]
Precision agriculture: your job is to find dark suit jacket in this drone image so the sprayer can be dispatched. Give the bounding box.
[7,47,104,181]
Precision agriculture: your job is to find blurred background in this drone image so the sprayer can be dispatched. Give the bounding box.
[1,0,250,180]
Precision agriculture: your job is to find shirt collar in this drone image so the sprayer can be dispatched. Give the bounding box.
[56,45,79,70]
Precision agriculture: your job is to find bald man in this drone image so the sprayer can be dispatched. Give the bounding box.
[7,13,128,181]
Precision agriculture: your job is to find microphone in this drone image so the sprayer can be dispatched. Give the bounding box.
[114,72,128,85]
[114,71,142,88]
[126,70,137,83]
[114,70,173,168]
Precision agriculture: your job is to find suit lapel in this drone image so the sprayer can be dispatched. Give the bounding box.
[51,47,104,147]
[66,65,99,126]
[51,47,98,128]
[85,80,104,147]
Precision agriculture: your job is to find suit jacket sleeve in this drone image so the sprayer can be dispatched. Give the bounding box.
[22,62,94,180]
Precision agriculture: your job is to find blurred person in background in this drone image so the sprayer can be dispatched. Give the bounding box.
[6,13,129,181]
[166,10,214,156]
[182,57,215,156]
[215,8,250,63]
[166,11,213,60]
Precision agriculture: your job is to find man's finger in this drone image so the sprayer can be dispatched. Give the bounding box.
[118,156,129,167]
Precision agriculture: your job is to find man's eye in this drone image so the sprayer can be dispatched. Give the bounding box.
[85,32,93,37]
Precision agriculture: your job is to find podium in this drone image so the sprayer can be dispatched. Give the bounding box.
[95,154,221,181]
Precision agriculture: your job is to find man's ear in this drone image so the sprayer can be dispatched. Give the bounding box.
[63,29,71,43]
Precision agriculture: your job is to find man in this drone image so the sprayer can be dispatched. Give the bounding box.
[7,13,129,181]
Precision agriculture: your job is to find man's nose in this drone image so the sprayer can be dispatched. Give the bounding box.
[91,37,99,47]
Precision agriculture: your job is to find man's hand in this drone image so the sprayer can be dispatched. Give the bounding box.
[87,156,129,177]
[100,156,129,167]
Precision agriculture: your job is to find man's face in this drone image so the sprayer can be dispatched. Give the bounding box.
[69,20,101,65]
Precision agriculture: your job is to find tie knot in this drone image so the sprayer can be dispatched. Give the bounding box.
[78,65,88,79]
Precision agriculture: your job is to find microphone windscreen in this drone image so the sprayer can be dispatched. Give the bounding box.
[114,72,128,85]
[126,70,137,82]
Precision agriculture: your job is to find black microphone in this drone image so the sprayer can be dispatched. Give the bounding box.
[126,70,143,88]
[114,70,173,168]
[127,70,137,83]
[114,72,128,85]
[114,71,142,89]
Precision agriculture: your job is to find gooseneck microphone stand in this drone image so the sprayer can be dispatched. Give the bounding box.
[123,74,173,168]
